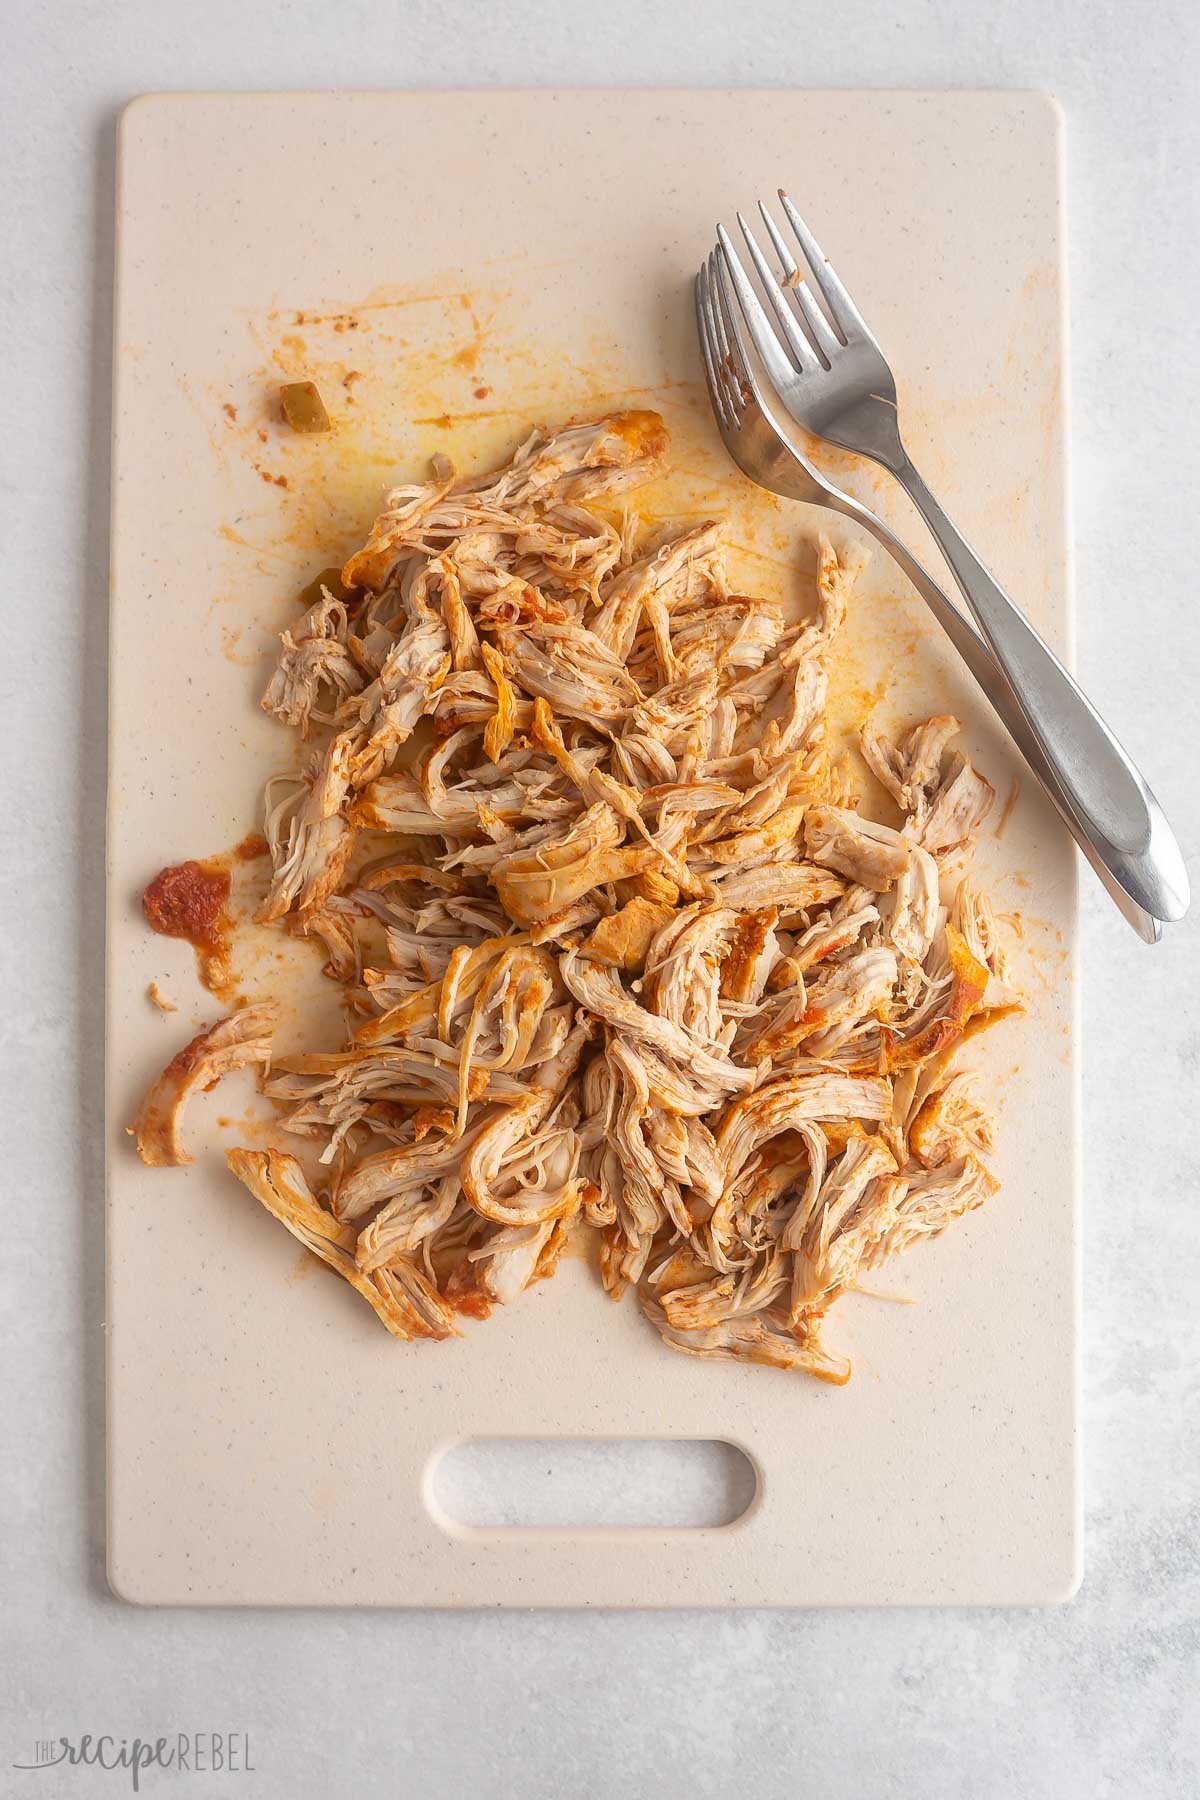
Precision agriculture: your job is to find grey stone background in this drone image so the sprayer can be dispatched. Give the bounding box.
[2,2,1196,1794]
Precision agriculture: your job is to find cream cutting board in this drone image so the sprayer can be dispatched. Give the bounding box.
[107,90,1080,1606]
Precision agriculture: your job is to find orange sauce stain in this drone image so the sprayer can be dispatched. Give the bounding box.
[219,625,261,668]
[232,833,269,862]
[286,1249,319,1285]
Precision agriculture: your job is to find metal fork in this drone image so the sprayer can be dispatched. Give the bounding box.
[696,251,1167,942]
[712,198,1188,934]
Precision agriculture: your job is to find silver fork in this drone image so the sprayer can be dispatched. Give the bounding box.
[712,198,1188,933]
[696,251,1167,942]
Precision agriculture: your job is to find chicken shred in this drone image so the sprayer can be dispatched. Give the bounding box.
[133,1003,278,1166]
[146,412,1020,1379]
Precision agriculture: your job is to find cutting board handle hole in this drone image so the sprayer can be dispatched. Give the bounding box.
[427,1438,758,1531]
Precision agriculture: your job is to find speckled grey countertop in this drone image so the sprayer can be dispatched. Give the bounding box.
[2,3,1197,1795]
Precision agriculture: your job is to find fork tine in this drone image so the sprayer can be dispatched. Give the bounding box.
[777,189,874,346]
[755,199,801,286]
[693,271,723,424]
[700,257,738,422]
[705,251,734,365]
[712,248,772,421]
[694,265,735,430]
[715,224,804,392]
[789,277,845,363]
[756,200,841,364]
[707,254,752,426]
[735,211,820,372]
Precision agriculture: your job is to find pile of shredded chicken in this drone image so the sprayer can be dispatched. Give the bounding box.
[140,410,1021,1381]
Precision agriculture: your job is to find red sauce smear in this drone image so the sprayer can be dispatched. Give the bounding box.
[143,860,230,949]
[143,839,268,1003]
[231,833,269,863]
[451,1291,492,1321]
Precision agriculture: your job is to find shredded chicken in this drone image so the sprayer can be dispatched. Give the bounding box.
[145,412,1021,1379]
[133,1003,277,1166]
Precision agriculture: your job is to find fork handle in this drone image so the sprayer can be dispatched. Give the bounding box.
[885,456,1189,925]
[823,487,1162,940]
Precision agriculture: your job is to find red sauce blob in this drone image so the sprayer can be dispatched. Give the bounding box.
[143,861,231,949]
